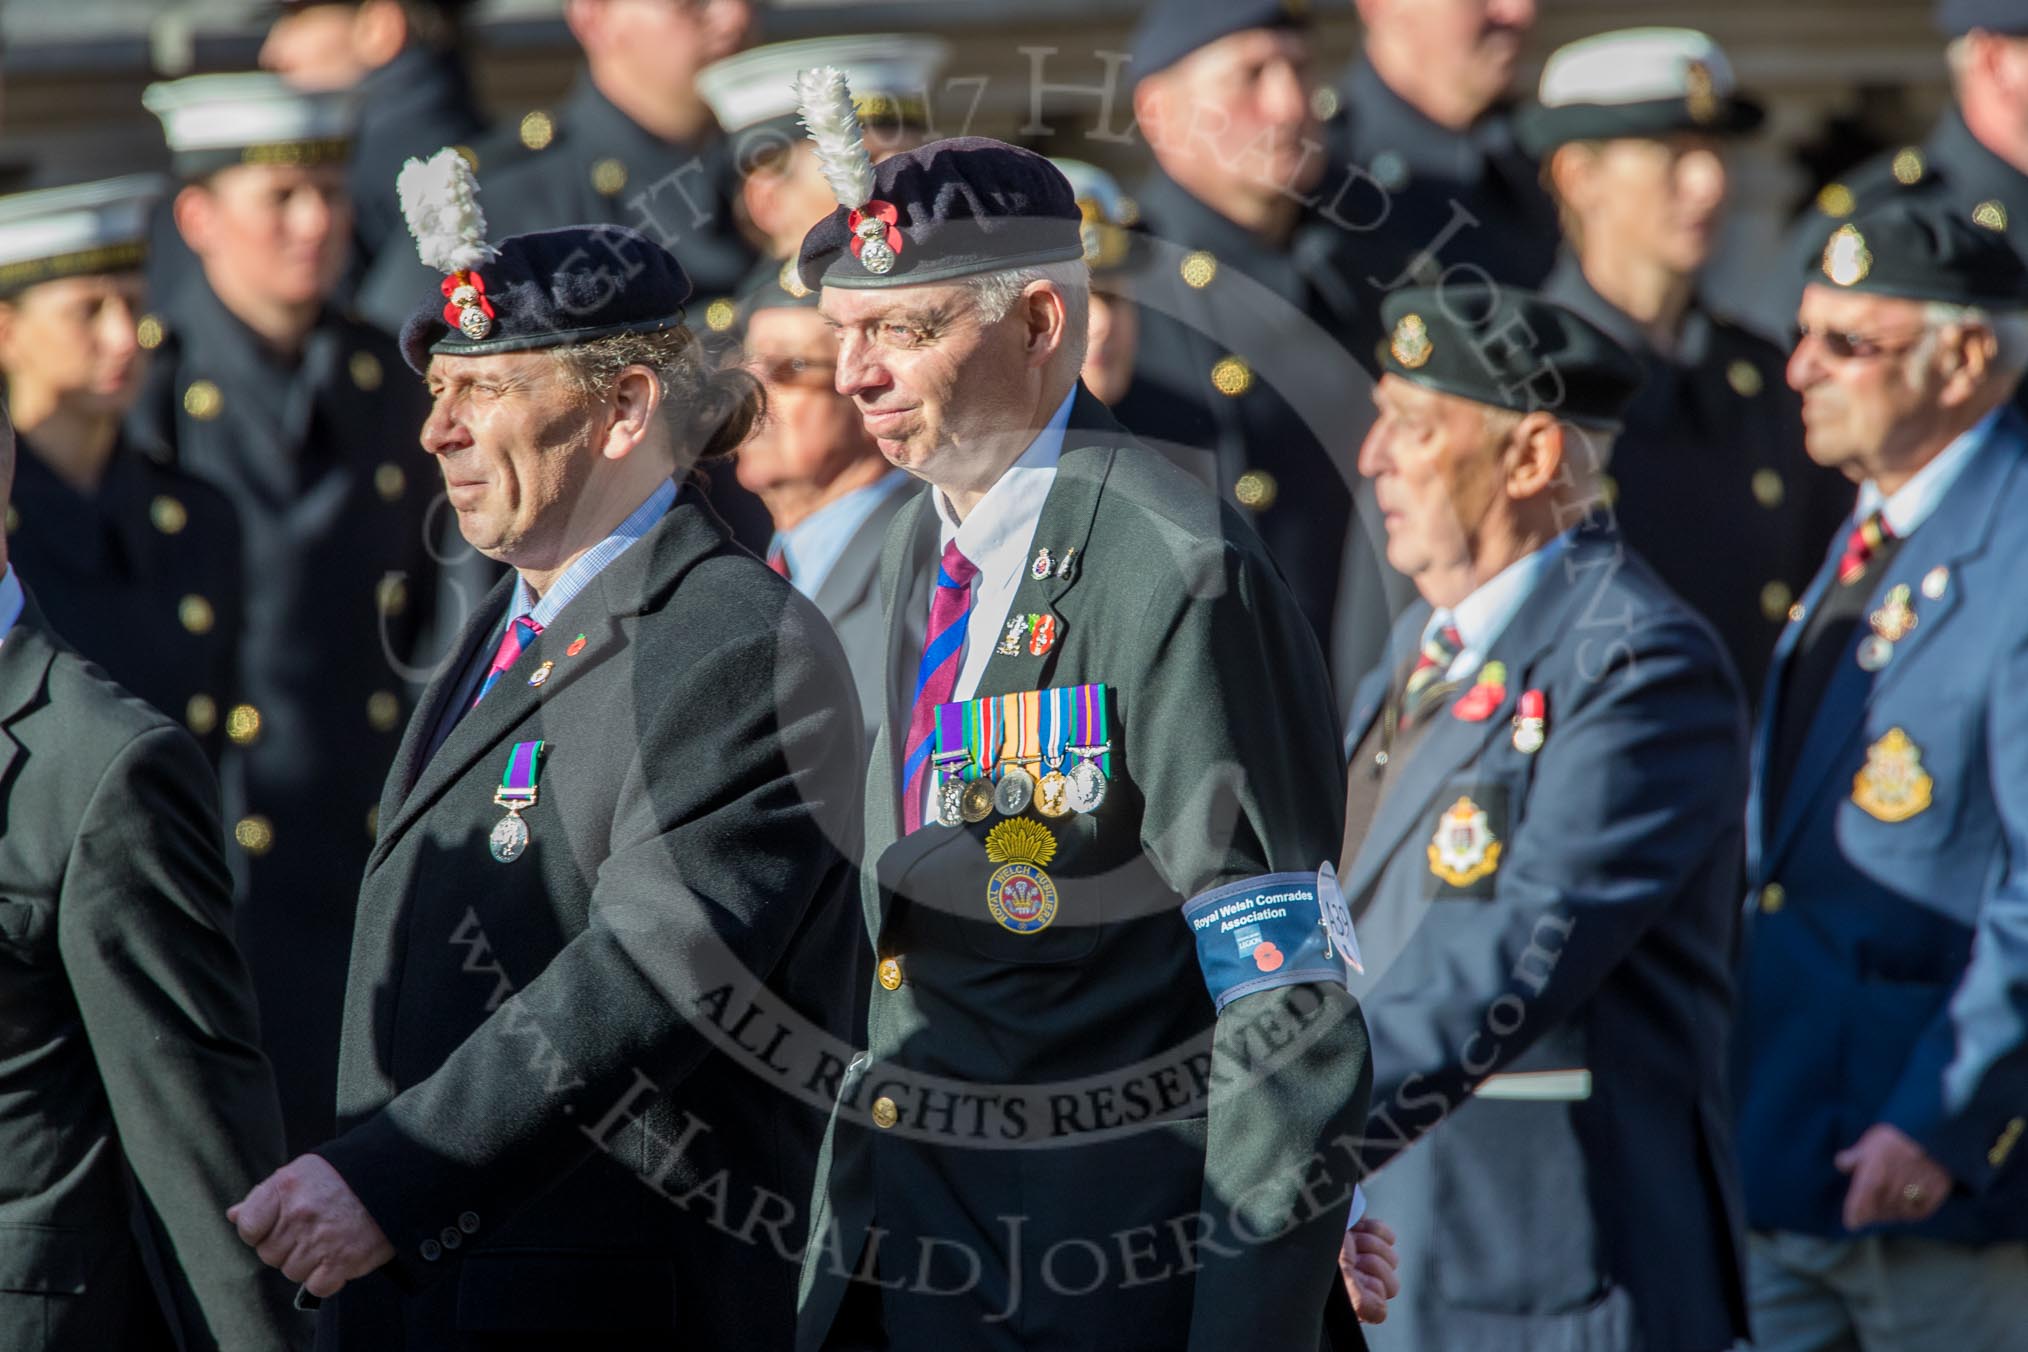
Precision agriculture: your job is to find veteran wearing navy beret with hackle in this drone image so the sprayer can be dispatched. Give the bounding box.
[1736,198,2028,1352]
[227,149,866,1351]
[784,69,1380,1352]
[1339,286,1753,1352]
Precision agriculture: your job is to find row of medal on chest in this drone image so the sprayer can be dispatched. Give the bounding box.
[929,742,1113,827]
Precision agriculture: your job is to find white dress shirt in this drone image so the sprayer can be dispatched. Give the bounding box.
[1856,405,1999,538]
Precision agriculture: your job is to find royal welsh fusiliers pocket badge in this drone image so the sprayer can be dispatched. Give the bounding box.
[1852,727,1934,823]
[984,818,1059,934]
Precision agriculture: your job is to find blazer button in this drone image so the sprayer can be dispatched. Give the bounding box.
[1760,883,1786,914]
[877,957,903,991]
[459,1211,481,1234]
[420,1238,443,1262]
[440,1227,462,1250]
[871,1096,900,1130]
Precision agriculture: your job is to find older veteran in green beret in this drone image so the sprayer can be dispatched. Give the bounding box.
[787,69,1379,1352]
[1738,198,2028,1352]
[1340,286,1752,1351]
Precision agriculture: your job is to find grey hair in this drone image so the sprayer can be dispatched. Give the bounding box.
[963,260,1093,368]
[1914,301,2028,380]
[550,326,765,463]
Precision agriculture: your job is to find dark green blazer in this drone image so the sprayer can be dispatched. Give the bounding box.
[315,493,866,1349]
[797,390,1373,1352]
[0,592,302,1352]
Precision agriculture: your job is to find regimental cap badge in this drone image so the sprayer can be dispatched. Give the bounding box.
[398,146,500,340]
[1684,58,1718,124]
[1390,312,1433,369]
[984,816,1056,869]
[778,257,811,299]
[1823,224,1873,287]
[796,67,902,276]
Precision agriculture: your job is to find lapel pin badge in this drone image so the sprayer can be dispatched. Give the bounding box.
[1512,688,1546,754]
[527,660,554,687]
[1031,546,1054,581]
[1921,566,1949,601]
[565,633,588,657]
[1028,613,1058,656]
[1452,660,1507,723]
[1055,546,1077,581]
[997,614,1029,656]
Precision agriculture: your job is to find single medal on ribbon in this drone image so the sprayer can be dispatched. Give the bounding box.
[1066,683,1111,814]
[1035,685,1073,818]
[490,739,544,863]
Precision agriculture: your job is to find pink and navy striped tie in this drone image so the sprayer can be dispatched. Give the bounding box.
[901,541,979,833]
[472,615,542,709]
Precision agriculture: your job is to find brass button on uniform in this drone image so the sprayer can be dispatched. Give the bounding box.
[150,494,188,534]
[1209,355,1253,398]
[226,703,263,746]
[179,594,215,635]
[1891,147,1925,185]
[877,957,903,991]
[186,694,218,736]
[1974,199,2008,231]
[591,157,629,196]
[1180,251,1217,289]
[1309,86,1340,121]
[378,576,409,617]
[3,506,16,534]
[183,380,223,421]
[1816,182,1855,218]
[1234,469,1279,510]
[366,804,380,839]
[350,351,384,391]
[871,1096,900,1130]
[375,462,407,501]
[136,313,165,350]
[234,815,275,857]
[1752,468,1786,509]
[368,690,401,732]
[519,110,555,151]
[1760,580,1794,622]
[453,145,479,172]
[1727,360,1764,398]
[1759,882,1786,914]
[704,297,735,332]
[1599,473,1620,509]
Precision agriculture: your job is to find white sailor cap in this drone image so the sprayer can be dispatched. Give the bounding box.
[142,73,357,176]
[0,175,166,296]
[1515,28,1763,156]
[699,34,949,157]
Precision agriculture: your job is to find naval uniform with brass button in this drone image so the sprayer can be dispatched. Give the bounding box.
[5,430,243,764]
[1541,255,1852,702]
[1737,404,2028,1262]
[125,284,443,1155]
[1114,167,1410,688]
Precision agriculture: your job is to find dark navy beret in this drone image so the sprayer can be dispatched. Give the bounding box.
[1128,0,1310,84]
[1936,0,2028,38]
[400,224,693,374]
[1379,285,1644,428]
[1807,198,2028,307]
[795,137,1085,292]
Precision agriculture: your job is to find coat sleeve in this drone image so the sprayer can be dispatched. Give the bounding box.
[317,608,862,1288]
[58,724,307,1352]
[1355,618,1749,1173]
[1880,630,2028,1189]
[1128,536,1373,1352]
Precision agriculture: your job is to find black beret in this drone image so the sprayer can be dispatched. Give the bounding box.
[1128,0,1310,85]
[1515,29,1764,157]
[400,224,693,375]
[1378,285,1644,428]
[1806,198,2028,307]
[795,137,1085,292]
[1936,0,2028,38]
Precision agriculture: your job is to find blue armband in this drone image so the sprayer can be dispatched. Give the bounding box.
[1183,865,1362,1012]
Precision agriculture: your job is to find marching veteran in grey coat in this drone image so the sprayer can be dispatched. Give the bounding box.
[227,150,866,1351]
[785,72,1380,1352]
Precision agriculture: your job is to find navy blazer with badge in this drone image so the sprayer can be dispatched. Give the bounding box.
[797,389,1372,1352]
[1341,525,1752,1352]
[1736,408,2028,1243]
[313,490,866,1349]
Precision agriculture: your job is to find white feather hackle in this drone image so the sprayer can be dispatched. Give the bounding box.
[795,66,876,212]
[397,146,496,275]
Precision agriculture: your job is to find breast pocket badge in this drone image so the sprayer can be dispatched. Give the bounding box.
[1427,791,1505,896]
[1851,727,1934,823]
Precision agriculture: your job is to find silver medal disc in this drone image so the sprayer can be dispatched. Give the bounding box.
[1856,635,1894,672]
[995,764,1036,816]
[937,778,964,827]
[1067,759,1108,813]
[489,811,529,863]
